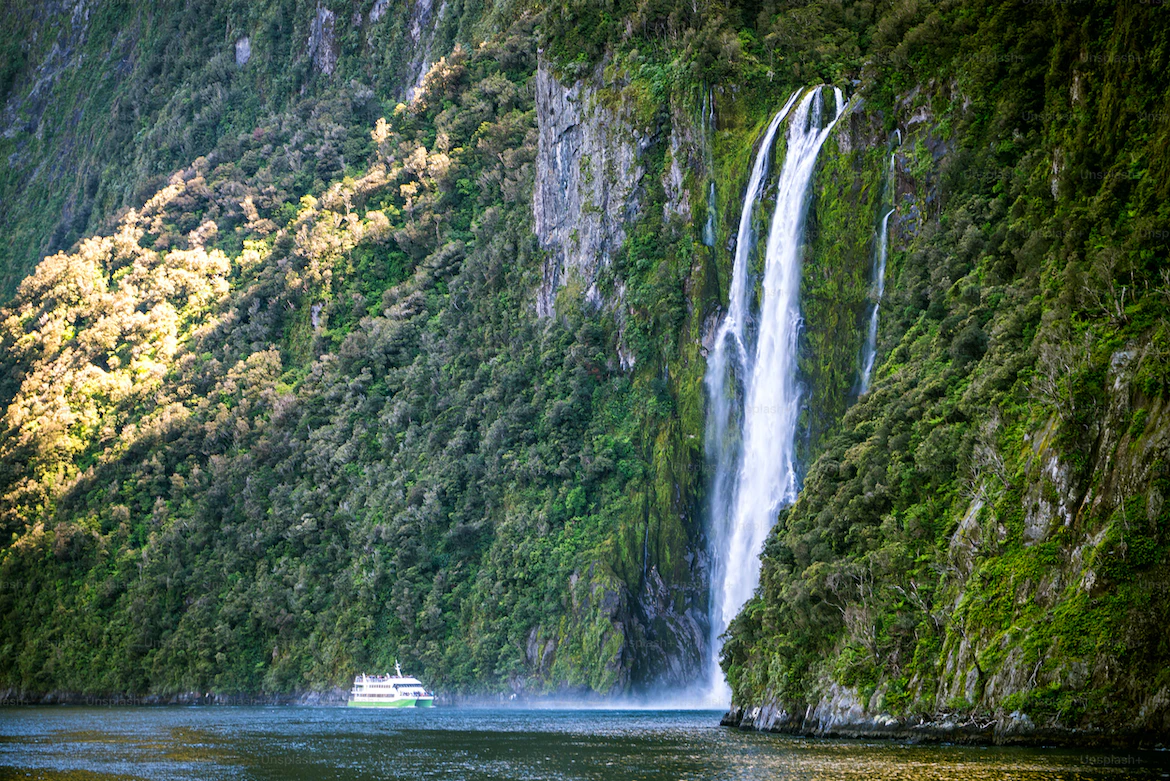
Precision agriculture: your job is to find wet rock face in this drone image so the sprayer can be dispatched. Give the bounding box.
[662,118,692,222]
[532,58,647,318]
[307,5,337,76]
[2,0,92,140]
[368,0,390,23]
[234,37,251,67]
[721,692,1132,747]
[405,0,446,100]
[630,563,707,690]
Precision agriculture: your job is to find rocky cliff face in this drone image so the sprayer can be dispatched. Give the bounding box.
[932,341,1170,736]
[533,58,650,321]
[530,54,713,692]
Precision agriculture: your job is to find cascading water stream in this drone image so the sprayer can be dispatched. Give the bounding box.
[703,86,845,703]
[702,89,719,248]
[701,91,797,702]
[703,181,717,247]
[859,148,897,395]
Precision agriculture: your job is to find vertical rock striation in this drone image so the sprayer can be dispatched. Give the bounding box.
[533,58,648,320]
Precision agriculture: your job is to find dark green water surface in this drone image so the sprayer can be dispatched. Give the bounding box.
[0,707,1165,780]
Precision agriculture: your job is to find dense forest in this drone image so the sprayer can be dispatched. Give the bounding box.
[2,0,1169,740]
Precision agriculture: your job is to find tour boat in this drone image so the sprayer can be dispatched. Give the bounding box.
[348,662,435,707]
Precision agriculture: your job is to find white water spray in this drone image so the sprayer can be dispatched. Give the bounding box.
[859,148,897,395]
[703,87,844,704]
[702,94,797,704]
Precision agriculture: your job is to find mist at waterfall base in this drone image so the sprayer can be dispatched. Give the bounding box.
[699,86,845,708]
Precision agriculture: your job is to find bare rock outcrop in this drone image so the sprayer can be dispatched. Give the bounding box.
[533,58,649,319]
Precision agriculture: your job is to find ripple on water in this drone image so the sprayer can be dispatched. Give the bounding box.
[0,708,1166,781]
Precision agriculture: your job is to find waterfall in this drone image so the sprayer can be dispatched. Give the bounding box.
[859,146,898,395]
[702,93,797,702]
[703,181,717,247]
[702,89,719,247]
[703,86,844,703]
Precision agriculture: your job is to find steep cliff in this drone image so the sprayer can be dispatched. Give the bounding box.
[533,58,646,320]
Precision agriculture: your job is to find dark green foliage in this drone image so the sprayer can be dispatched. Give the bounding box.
[0,16,704,696]
[722,0,1170,733]
[1,0,1169,732]
[0,0,497,296]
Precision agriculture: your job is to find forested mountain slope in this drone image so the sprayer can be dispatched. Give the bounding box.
[1,2,709,698]
[2,0,1169,741]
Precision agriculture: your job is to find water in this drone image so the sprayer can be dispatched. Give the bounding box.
[1,707,1164,780]
[702,89,798,704]
[702,180,717,247]
[703,86,844,703]
[859,148,897,395]
[701,89,719,248]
